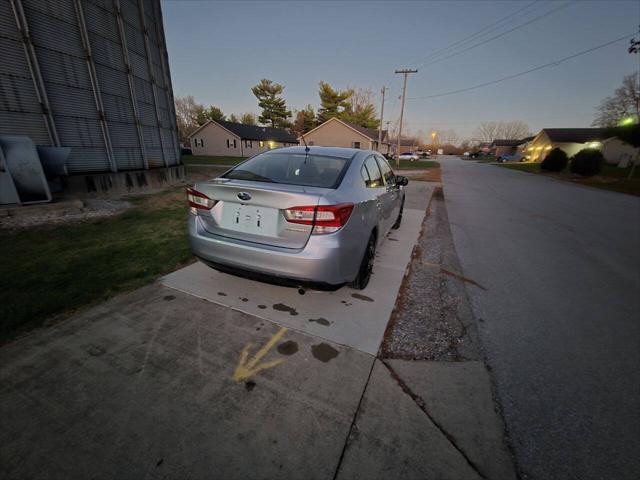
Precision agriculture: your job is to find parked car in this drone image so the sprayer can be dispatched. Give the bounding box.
[469,151,482,158]
[398,151,419,161]
[187,146,408,290]
[497,153,523,163]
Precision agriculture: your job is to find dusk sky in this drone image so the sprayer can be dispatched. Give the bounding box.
[162,0,639,140]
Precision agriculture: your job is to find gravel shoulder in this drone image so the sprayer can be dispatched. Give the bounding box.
[381,187,484,361]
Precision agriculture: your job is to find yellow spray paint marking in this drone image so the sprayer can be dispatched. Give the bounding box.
[233,327,287,383]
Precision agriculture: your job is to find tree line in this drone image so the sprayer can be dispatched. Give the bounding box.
[174,79,380,143]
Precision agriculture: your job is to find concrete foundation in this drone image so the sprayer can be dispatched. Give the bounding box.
[64,165,186,197]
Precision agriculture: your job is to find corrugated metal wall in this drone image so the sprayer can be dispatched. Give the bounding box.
[0,0,179,174]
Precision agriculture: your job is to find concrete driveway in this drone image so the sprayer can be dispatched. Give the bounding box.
[441,156,640,479]
[0,181,515,479]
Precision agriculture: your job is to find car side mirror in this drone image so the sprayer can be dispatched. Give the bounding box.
[396,175,409,186]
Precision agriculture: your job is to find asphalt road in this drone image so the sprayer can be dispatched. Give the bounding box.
[441,156,640,479]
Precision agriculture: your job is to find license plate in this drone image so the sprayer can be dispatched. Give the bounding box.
[221,203,278,236]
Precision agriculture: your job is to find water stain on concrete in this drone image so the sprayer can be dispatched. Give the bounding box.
[273,303,298,316]
[163,295,175,301]
[277,340,299,356]
[352,293,374,302]
[311,343,339,362]
[257,305,267,309]
[217,292,227,296]
[388,238,399,242]
[245,381,256,391]
[239,297,249,302]
[308,317,331,326]
[340,300,352,306]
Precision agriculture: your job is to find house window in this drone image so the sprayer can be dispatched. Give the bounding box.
[353,141,361,149]
[226,139,230,148]
[245,140,252,148]
[233,139,237,148]
[259,141,264,148]
[200,139,204,147]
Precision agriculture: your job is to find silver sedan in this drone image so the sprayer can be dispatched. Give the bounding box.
[187,146,408,290]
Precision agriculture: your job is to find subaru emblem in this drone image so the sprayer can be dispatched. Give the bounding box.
[237,192,251,201]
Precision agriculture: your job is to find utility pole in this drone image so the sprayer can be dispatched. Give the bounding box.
[378,86,387,148]
[395,69,418,167]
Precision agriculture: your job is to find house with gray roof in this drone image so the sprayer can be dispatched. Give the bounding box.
[188,120,298,157]
[300,117,391,154]
[524,128,606,162]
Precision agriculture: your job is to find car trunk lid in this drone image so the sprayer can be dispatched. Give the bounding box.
[194,179,328,249]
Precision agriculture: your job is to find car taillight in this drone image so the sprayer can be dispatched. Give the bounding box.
[284,203,354,234]
[187,187,216,214]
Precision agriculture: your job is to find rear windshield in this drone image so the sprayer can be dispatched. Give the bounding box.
[223,151,350,188]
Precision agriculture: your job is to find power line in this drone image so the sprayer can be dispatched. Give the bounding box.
[409,33,636,101]
[412,0,539,66]
[418,1,573,68]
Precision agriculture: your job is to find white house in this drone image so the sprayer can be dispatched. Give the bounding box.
[188,120,298,157]
[523,128,606,162]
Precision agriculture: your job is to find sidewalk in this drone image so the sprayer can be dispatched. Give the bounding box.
[0,181,516,479]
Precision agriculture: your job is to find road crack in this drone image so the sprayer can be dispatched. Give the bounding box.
[380,360,488,480]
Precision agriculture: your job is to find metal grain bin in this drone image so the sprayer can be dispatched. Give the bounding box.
[0,0,180,174]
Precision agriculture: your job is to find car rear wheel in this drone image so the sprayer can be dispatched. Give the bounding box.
[350,233,376,290]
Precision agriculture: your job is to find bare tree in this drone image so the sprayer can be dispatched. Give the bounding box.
[473,120,531,142]
[593,73,640,127]
[175,95,205,143]
[498,121,531,140]
[474,121,500,142]
[240,112,257,125]
[435,129,460,146]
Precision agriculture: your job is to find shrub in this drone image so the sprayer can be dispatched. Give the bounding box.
[541,148,568,172]
[570,149,604,176]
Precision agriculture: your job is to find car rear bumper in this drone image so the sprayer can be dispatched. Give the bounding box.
[187,215,360,288]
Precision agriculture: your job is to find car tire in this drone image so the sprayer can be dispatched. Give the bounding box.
[392,199,404,229]
[350,233,376,290]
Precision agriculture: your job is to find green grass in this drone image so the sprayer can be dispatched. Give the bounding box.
[182,155,246,166]
[498,162,640,196]
[500,162,542,173]
[0,188,194,341]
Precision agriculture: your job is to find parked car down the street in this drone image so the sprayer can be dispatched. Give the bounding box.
[398,151,420,161]
[497,153,523,163]
[187,146,408,290]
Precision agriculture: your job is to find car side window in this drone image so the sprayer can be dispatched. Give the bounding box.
[375,155,395,186]
[360,165,371,185]
[363,156,383,188]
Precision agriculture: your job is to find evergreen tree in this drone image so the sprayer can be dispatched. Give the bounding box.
[196,105,225,125]
[251,79,292,129]
[343,103,379,129]
[294,105,317,134]
[317,81,353,124]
